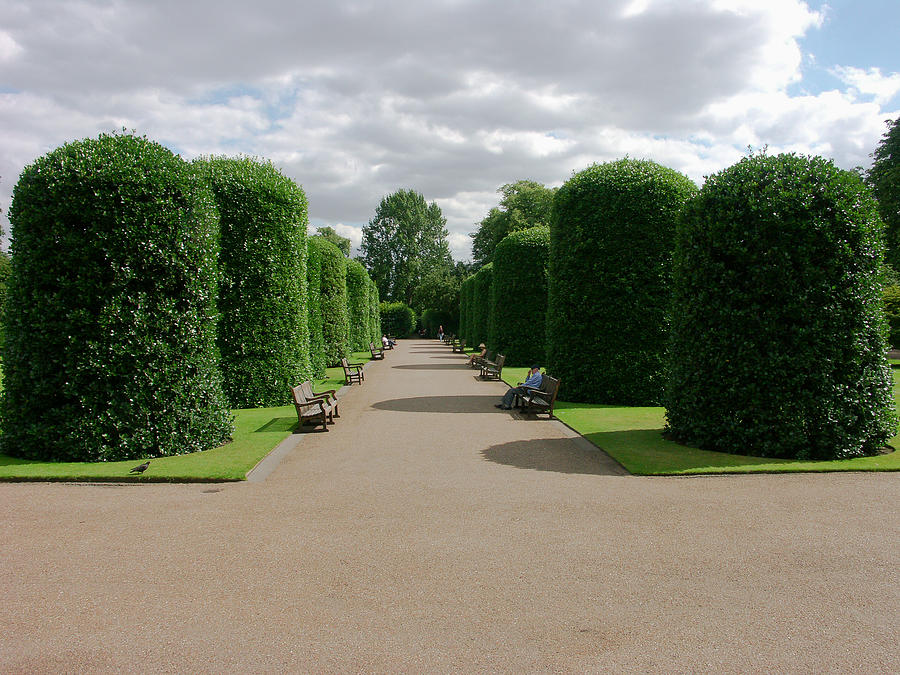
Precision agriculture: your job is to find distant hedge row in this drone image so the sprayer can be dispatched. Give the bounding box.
[1,132,381,463]
[460,155,895,460]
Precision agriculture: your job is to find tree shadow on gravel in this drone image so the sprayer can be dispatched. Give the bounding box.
[481,438,626,476]
[391,363,469,370]
[372,395,504,413]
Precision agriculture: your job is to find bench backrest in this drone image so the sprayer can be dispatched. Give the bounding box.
[494,354,506,370]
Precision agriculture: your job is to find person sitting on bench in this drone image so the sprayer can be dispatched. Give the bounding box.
[467,343,487,366]
[495,364,542,410]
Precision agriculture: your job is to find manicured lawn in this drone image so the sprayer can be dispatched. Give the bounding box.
[0,351,374,482]
[502,366,900,475]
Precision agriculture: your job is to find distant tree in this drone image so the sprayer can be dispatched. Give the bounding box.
[868,117,900,268]
[316,226,351,256]
[411,267,461,326]
[360,189,452,305]
[470,180,555,268]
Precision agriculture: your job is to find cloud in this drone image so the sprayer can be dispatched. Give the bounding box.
[0,0,897,261]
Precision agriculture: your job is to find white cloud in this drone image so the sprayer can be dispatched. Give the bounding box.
[832,66,900,105]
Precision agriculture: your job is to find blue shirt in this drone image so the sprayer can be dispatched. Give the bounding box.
[523,370,543,388]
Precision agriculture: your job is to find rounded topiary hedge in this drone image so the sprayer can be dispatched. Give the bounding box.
[666,153,896,459]
[306,237,327,378]
[489,226,550,366]
[380,301,415,337]
[200,156,310,408]
[547,159,697,404]
[1,132,232,462]
[472,263,494,348]
[312,237,349,366]
[346,258,371,351]
[457,276,471,344]
[367,276,381,344]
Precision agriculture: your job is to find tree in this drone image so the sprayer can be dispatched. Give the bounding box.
[316,226,351,256]
[360,189,452,305]
[868,117,900,268]
[470,180,555,268]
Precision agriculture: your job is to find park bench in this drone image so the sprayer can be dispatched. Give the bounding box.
[369,341,385,360]
[341,357,365,385]
[480,354,505,381]
[451,339,466,354]
[383,336,395,350]
[519,376,560,418]
[472,349,494,369]
[300,381,339,419]
[290,384,333,431]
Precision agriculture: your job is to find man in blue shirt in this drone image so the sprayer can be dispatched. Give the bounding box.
[495,365,543,410]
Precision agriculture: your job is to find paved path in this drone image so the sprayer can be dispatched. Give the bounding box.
[1,339,898,673]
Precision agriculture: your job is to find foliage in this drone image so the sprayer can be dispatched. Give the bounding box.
[316,225,351,256]
[666,153,896,460]
[410,266,461,321]
[306,237,327,378]
[200,156,311,408]
[472,263,494,347]
[1,132,232,462]
[360,189,453,305]
[884,285,900,348]
[380,301,415,337]
[489,226,550,366]
[345,258,371,351]
[367,275,381,344]
[312,237,349,366]
[458,276,474,343]
[421,308,454,337]
[548,159,698,404]
[868,117,900,269]
[471,180,556,268]
[0,251,10,349]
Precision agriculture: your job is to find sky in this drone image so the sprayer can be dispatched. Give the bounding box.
[1,0,898,260]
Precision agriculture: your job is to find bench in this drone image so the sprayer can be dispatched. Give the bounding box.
[520,376,560,418]
[383,336,395,350]
[480,354,505,381]
[290,384,332,431]
[341,357,365,385]
[472,349,494,369]
[451,339,466,354]
[300,381,339,419]
[369,342,385,360]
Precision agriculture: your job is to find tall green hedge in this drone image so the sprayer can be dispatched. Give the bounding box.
[421,309,454,337]
[380,302,415,337]
[346,258,371,351]
[306,237,327,378]
[666,153,896,459]
[457,277,469,343]
[547,159,697,404]
[367,276,381,343]
[465,274,478,345]
[1,132,232,462]
[313,237,349,366]
[200,156,310,408]
[883,285,900,349]
[472,263,494,348]
[490,226,550,366]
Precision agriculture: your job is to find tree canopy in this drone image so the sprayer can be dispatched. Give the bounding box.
[868,117,900,268]
[470,179,555,268]
[360,189,452,305]
[315,226,351,256]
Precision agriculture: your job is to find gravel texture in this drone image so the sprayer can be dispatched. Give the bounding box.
[1,339,898,673]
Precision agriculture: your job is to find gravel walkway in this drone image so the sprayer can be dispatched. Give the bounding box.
[1,339,898,673]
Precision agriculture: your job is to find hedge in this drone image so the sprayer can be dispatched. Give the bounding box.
[472,263,494,348]
[314,237,350,366]
[346,258,371,351]
[306,237,327,378]
[380,302,415,337]
[666,153,896,459]
[883,285,900,349]
[1,132,232,462]
[367,276,381,343]
[489,226,550,366]
[547,159,697,404]
[200,156,311,408]
[421,309,454,337]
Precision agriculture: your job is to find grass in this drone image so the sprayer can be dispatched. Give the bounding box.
[0,351,374,482]
[501,366,900,475]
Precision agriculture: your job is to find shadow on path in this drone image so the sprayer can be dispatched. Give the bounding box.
[373,395,503,414]
[391,364,469,370]
[481,438,626,476]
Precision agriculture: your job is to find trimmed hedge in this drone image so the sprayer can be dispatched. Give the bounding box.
[380,301,415,337]
[458,276,470,343]
[314,237,350,366]
[547,159,697,404]
[472,263,494,348]
[489,226,550,366]
[884,285,900,349]
[307,237,327,378]
[666,153,896,459]
[200,156,310,408]
[465,274,478,345]
[421,308,454,337]
[367,276,381,344]
[1,132,232,462]
[346,258,371,351]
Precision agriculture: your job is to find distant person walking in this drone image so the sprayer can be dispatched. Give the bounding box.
[437,325,444,341]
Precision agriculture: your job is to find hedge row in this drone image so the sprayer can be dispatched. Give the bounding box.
[1,133,381,462]
[380,301,415,337]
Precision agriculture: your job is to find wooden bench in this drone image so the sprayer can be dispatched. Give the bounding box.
[520,376,560,418]
[300,381,339,419]
[480,354,505,381]
[451,339,466,354]
[472,349,494,369]
[290,384,332,431]
[383,336,395,350]
[341,357,365,385]
[369,342,385,360]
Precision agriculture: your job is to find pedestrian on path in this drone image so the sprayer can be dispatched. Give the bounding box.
[496,364,542,410]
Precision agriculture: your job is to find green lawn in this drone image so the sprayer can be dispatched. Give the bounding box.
[0,351,374,482]
[501,366,900,475]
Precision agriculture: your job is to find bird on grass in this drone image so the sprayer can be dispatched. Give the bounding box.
[129,461,150,474]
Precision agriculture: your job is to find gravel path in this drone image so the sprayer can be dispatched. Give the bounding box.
[1,339,898,673]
